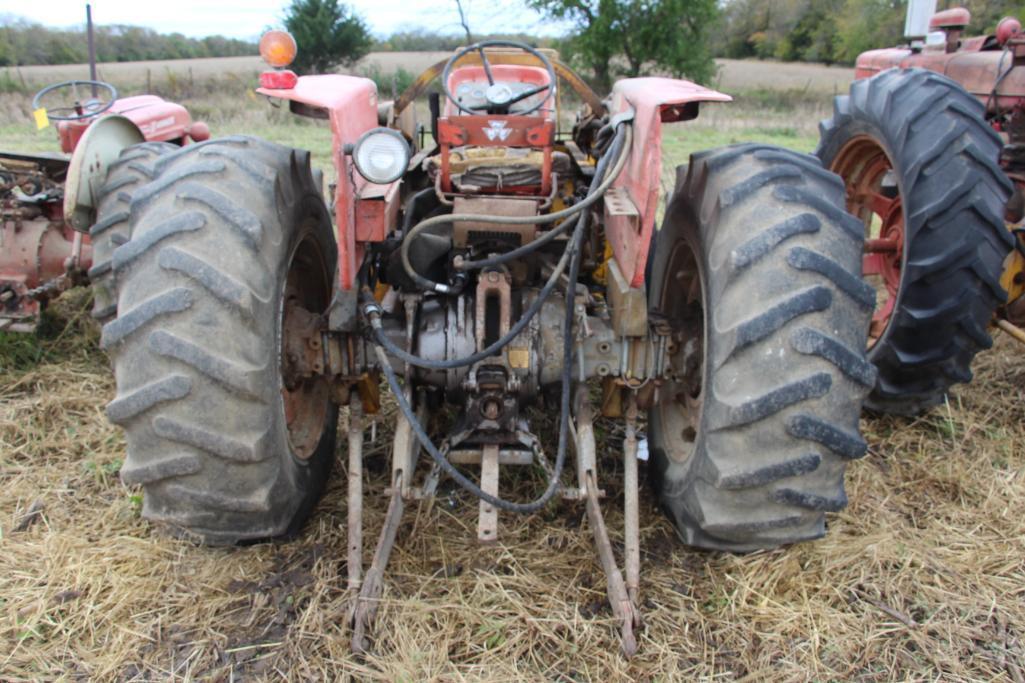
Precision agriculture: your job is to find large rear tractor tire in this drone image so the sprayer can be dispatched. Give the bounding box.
[87,141,178,323]
[648,144,875,552]
[103,136,339,544]
[817,68,1013,415]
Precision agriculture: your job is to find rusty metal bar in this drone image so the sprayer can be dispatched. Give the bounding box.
[86,4,97,96]
[478,444,500,544]
[864,238,899,252]
[997,318,1025,345]
[351,471,404,655]
[623,398,640,605]
[448,448,533,465]
[574,387,596,498]
[575,389,639,657]
[346,396,363,590]
[584,472,638,657]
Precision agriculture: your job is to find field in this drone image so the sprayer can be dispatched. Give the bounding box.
[2,54,1024,680]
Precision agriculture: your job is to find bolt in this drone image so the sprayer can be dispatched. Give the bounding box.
[487,271,500,283]
[481,398,502,420]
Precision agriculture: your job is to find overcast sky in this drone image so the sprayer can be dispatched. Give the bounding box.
[0,0,570,39]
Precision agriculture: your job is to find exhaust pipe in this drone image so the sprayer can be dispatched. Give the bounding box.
[904,0,938,40]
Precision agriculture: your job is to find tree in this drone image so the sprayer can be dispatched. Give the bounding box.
[528,0,719,91]
[284,0,372,75]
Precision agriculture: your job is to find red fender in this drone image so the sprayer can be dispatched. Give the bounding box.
[57,95,208,154]
[257,75,384,291]
[607,78,731,288]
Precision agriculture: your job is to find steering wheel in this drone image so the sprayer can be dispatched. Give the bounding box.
[441,40,556,116]
[32,80,118,122]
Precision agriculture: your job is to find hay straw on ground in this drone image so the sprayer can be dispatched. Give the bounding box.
[2,290,1025,681]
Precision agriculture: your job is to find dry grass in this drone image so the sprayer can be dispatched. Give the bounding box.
[3,53,851,94]
[2,57,1023,680]
[2,276,1025,680]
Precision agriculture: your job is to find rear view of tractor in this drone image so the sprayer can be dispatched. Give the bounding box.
[96,32,875,655]
[818,1,1025,414]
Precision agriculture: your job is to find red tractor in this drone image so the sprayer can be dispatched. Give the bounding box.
[0,80,208,331]
[817,2,1025,414]
[99,32,875,655]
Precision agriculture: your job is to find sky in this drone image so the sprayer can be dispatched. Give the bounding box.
[0,0,571,40]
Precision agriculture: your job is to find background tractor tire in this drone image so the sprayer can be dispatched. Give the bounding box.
[103,136,338,544]
[817,68,1013,415]
[648,144,875,552]
[87,141,177,323]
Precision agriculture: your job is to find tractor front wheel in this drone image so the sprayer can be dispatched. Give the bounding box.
[103,136,338,544]
[647,144,875,552]
[817,68,1013,415]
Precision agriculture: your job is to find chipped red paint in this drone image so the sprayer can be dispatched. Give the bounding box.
[607,77,731,288]
[257,74,393,291]
[855,40,1025,114]
[437,115,555,193]
[57,95,203,153]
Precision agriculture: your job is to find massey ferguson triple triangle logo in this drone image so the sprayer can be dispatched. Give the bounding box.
[483,120,512,141]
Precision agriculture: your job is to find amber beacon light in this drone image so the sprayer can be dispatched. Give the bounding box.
[259,30,297,68]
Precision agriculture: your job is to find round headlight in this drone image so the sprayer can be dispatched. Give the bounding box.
[352,128,410,184]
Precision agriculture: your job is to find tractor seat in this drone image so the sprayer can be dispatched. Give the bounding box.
[930,8,971,31]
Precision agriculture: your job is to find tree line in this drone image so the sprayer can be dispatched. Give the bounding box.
[0,18,257,66]
[718,0,1025,65]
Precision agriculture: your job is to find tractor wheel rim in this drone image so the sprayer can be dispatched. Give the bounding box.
[831,135,905,348]
[655,235,705,466]
[280,233,332,461]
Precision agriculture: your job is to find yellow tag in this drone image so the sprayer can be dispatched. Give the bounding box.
[33,108,49,130]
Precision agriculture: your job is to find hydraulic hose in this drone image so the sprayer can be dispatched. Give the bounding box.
[373,211,585,513]
[401,124,634,293]
[367,124,630,371]
[366,121,631,512]
[365,234,572,370]
[454,214,578,272]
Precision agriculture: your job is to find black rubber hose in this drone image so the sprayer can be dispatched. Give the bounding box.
[373,207,588,513]
[455,214,578,272]
[367,124,629,371]
[401,124,633,293]
[365,237,571,370]
[364,122,627,511]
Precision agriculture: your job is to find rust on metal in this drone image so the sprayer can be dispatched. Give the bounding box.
[347,395,364,590]
[451,196,538,247]
[829,135,904,346]
[477,444,500,544]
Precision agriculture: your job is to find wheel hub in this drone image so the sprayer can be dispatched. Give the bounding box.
[832,135,905,346]
[280,236,331,460]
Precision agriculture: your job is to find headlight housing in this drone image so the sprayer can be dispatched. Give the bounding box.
[352,128,410,184]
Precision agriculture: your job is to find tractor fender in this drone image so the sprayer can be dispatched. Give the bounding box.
[606,77,731,288]
[63,114,144,232]
[257,74,382,291]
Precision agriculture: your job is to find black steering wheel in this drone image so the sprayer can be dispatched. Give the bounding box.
[441,40,556,116]
[32,80,118,122]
